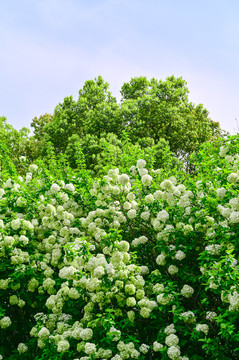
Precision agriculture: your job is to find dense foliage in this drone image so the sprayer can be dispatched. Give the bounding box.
[28,76,222,172]
[0,131,239,359]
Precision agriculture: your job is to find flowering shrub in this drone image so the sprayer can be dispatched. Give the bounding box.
[0,135,239,359]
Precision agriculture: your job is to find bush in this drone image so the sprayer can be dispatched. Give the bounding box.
[0,135,239,359]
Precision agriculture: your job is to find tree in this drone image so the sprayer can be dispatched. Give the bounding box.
[120,76,222,157]
[43,76,121,153]
[31,75,223,169]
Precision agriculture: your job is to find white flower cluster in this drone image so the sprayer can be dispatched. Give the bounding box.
[131,236,148,247]
[228,291,239,312]
[180,311,196,324]
[117,341,140,359]
[181,285,194,298]
[0,316,12,329]
[196,323,209,335]
[205,244,221,255]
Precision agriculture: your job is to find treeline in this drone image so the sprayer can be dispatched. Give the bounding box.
[1,75,223,177]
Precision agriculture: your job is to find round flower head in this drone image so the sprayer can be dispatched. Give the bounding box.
[153,341,164,351]
[227,173,239,184]
[80,328,93,341]
[127,209,137,219]
[38,327,50,340]
[140,307,151,318]
[164,324,176,335]
[17,343,28,354]
[157,209,169,222]
[141,174,152,186]
[65,183,75,192]
[145,194,154,203]
[0,316,12,329]
[216,187,226,199]
[57,340,70,353]
[181,285,194,298]
[219,146,229,157]
[29,164,38,172]
[156,253,166,266]
[50,183,61,193]
[11,219,21,230]
[118,240,130,252]
[157,293,172,305]
[141,211,150,220]
[137,159,146,169]
[175,250,186,261]
[160,179,174,191]
[167,346,181,360]
[196,324,209,335]
[168,265,178,275]
[119,174,130,185]
[165,334,179,347]
[126,297,136,307]
[139,344,149,354]
[229,211,239,224]
[84,342,96,355]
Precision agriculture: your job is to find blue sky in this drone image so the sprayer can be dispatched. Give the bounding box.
[1,0,239,134]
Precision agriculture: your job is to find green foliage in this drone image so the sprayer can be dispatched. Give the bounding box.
[120,76,222,158]
[0,134,239,359]
[28,76,223,173]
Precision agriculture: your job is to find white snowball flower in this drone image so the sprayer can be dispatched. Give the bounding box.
[137,159,146,169]
[229,211,239,224]
[154,190,164,200]
[157,293,172,305]
[0,316,12,329]
[156,253,166,266]
[50,183,61,193]
[219,146,229,157]
[29,164,38,172]
[181,285,194,298]
[216,187,226,199]
[145,194,154,203]
[139,168,148,176]
[153,341,164,351]
[59,266,78,280]
[196,324,209,335]
[119,174,130,185]
[141,174,152,186]
[180,311,196,324]
[175,250,186,261]
[167,346,181,360]
[227,173,239,184]
[165,334,179,347]
[127,192,135,202]
[123,201,131,210]
[126,297,136,307]
[127,209,137,219]
[164,324,176,335]
[11,219,21,230]
[38,327,50,340]
[139,344,149,354]
[157,210,169,222]
[94,266,105,278]
[140,211,150,220]
[17,343,28,354]
[160,179,175,191]
[80,328,93,341]
[168,265,178,275]
[57,340,70,353]
[84,342,97,355]
[65,183,75,192]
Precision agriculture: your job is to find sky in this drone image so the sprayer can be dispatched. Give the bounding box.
[1,0,239,134]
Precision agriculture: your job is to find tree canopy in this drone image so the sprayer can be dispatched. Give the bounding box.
[30,76,222,172]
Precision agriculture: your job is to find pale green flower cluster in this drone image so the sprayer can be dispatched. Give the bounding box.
[1,143,239,359]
